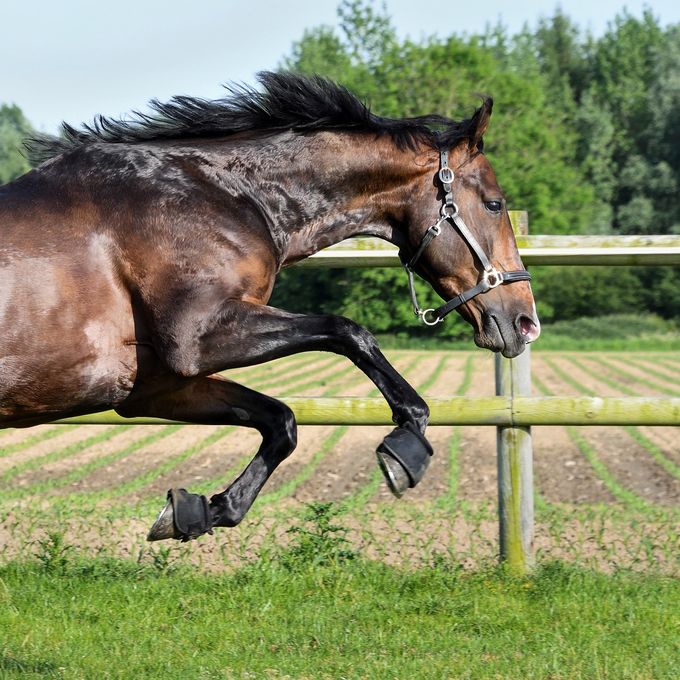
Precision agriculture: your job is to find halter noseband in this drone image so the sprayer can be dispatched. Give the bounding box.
[404,149,532,326]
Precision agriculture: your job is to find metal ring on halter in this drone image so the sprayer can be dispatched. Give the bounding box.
[482,267,503,290]
[440,202,459,218]
[419,309,443,326]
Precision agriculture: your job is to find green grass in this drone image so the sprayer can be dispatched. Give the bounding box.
[0,546,678,680]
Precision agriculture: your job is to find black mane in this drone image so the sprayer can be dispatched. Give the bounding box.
[27,72,487,162]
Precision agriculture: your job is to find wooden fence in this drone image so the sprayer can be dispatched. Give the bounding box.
[54,213,680,573]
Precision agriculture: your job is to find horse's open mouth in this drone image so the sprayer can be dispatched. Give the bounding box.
[475,312,540,358]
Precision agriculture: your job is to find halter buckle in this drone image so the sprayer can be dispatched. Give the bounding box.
[438,167,454,184]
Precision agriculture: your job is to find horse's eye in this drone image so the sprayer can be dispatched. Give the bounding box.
[484,200,503,213]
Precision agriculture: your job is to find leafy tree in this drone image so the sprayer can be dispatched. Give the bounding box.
[587,10,664,158]
[284,2,595,233]
[581,11,676,237]
[571,90,616,232]
[645,23,680,234]
[0,104,34,184]
[284,26,353,82]
[533,9,588,104]
[531,266,645,323]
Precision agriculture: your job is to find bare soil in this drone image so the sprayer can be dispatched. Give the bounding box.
[1,350,679,572]
[570,355,680,467]
[0,425,118,477]
[456,354,501,502]
[590,355,679,394]
[11,426,169,490]
[532,356,617,504]
[540,355,680,506]
[3,350,670,509]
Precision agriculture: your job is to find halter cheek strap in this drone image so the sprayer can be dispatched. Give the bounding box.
[404,150,531,326]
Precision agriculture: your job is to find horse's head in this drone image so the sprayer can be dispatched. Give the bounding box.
[404,99,540,358]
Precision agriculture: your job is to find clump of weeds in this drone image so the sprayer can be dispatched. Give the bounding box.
[268,502,357,571]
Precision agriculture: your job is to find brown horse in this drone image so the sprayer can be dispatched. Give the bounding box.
[0,72,539,541]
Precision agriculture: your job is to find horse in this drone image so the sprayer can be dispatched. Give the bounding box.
[0,72,540,542]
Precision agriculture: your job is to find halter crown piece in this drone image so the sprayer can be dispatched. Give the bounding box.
[404,150,532,326]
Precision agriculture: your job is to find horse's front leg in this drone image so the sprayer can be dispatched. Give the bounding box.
[160,301,432,496]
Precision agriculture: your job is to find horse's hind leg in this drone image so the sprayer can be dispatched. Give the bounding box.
[116,375,296,541]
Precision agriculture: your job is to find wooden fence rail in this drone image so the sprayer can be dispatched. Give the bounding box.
[299,229,680,267]
[56,396,680,427]
[44,212,680,573]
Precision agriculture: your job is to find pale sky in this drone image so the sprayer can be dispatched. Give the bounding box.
[2,0,678,134]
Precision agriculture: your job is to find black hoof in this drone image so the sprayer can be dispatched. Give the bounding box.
[376,423,433,498]
[147,488,214,542]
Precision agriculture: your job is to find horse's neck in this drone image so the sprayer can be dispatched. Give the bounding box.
[274,133,432,267]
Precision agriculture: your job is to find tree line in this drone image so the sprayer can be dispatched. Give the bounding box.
[273,1,680,338]
[2,1,678,338]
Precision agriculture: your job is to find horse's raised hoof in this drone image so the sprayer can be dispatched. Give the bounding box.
[147,488,214,542]
[376,423,433,498]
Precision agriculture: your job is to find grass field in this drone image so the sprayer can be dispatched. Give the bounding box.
[1,550,678,679]
[1,350,679,678]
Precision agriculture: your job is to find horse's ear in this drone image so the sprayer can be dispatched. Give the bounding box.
[468,97,493,150]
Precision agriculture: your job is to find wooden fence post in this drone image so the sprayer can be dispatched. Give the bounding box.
[495,211,534,573]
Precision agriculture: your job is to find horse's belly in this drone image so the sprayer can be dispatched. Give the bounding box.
[0,343,137,424]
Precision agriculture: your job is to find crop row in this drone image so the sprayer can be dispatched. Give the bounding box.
[1,352,679,525]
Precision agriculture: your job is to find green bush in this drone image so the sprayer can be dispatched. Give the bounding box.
[544,313,677,340]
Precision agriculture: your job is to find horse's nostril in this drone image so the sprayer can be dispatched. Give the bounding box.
[517,314,540,343]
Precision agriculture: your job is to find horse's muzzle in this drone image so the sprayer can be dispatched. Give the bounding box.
[476,310,540,358]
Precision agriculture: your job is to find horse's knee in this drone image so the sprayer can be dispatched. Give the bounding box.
[328,315,378,353]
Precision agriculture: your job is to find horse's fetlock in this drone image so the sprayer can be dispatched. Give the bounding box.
[214,513,242,529]
[209,497,243,528]
[417,398,430,422]
[394,398,429,434]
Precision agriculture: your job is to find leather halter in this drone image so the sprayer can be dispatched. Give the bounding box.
[403,149,532,326]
